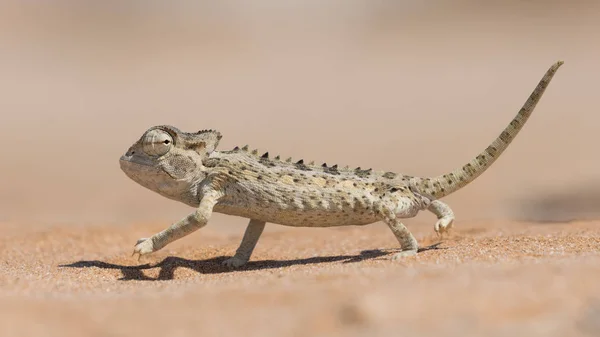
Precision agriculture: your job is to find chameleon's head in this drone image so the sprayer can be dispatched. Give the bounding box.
[119,125,222,198]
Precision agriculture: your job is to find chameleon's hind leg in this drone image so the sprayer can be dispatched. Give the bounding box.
[428,200,455,235]
[384,217,419,259]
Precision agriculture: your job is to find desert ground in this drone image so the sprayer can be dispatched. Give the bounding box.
[1,2,600,336]
[1,220,600,336]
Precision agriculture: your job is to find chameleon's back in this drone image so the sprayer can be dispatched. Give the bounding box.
[206,150,424,227]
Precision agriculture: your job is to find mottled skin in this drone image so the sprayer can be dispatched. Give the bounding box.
[120,61,563,267]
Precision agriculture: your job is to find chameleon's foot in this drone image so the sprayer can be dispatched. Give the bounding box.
[434,216,454,235]
[392,249,418,260]
[132,237,155,261]
[385,219,419,260]
[222,256,248,268]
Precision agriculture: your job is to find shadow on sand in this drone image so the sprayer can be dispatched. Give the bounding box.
[60,243,445,281]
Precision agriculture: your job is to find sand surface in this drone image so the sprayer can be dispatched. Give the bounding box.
[2,2,600,336]
[2,220,600,337]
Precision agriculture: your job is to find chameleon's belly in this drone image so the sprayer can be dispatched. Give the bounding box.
[213,202,381,227]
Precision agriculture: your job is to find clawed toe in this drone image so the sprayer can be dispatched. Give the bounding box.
[222,256,248,268]
[434,217,454,235]
[392,250,418,260]
[392,250,418,259]
[132,237,155,261]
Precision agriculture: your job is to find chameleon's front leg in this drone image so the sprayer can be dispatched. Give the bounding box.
[223,219,266,268]
[132,192,221,260]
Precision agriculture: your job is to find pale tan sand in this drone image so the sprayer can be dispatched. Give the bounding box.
[1,220,600,337]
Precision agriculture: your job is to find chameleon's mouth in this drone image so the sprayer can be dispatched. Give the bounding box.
[119,156,166,187]
[119,154,154,168]
[119,155,161,180]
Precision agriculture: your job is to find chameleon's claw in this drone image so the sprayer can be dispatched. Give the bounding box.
[434,217,454,236]
[131,250,141,262]
[222,256,248,268]
[132,237,154,262]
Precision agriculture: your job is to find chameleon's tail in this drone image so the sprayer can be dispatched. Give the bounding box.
[410,60,564,200]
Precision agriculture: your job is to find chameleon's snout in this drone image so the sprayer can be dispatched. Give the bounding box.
[119,149,135,167]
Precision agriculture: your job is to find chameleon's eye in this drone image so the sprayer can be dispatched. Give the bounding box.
[142,129,173,156]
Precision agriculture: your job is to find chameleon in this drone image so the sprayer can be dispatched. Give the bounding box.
[120,61,563,267]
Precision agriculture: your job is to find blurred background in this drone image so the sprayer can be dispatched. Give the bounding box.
[1,0,599,228]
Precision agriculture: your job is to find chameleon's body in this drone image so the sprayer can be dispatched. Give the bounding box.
[120,61,563,267]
